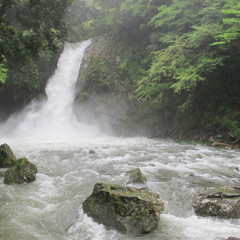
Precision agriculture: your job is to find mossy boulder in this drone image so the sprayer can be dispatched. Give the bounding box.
[126,168,147,184]
[4,158,38,184]
[193,186,240,219]
[0,143,17,168]
[82,183,164,234]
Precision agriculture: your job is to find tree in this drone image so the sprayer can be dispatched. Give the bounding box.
[213,0,240,44]
[0,0,73,103]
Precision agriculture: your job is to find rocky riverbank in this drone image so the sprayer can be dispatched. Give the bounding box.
[153,128,240,150]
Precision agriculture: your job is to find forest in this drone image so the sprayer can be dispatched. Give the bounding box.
[1,2,240,238]
[1,0,240,139]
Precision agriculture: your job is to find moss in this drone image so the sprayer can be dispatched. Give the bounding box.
[4,158,37,185]
[127,168,147,184]
[109,184,119,190]
[27,175,35,181]
[18,158,27,167]
[0,143,17,168]
[83,182,164,234]
[141,175,147,182]
[111,194,132,216]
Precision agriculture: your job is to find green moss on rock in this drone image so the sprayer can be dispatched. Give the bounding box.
[126,168,147,184]
[82,182,164,234]
[4,158,38,184]
[0,143,17,168]
[193,186,240,219]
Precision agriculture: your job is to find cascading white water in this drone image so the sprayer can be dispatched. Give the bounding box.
[0,40,100,140]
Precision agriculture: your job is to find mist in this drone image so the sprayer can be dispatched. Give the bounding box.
[0,40,104,141]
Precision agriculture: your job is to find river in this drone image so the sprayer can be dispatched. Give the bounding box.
[0,137,240,240]
[0,41,239,240]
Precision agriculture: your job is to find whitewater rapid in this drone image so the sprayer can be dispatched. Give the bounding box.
[0,137,240,240]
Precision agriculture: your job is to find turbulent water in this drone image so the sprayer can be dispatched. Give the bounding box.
[0,40,99,140]
[0,41,240,240]
[0,138,240,240]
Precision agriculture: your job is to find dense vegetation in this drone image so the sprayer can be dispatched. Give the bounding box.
[68,0,240,138]
[0,0,73,106]
[1,0,240,138]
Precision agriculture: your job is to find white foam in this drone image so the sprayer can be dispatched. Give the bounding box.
[0,40,102,141]
[161,214,240,240]
[68,209,119,240]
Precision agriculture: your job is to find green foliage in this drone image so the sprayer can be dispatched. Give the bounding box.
[202,109,240,138]
[66,0,160,41]
[213,0,240,44]
[1,0,240,136]
[0,64,8,84]
[79,0,240,136]
[216,110,240,138]
[66,0,100,41]
[0,0,72,103]
[121,0,164,18]
[85,59,114,92]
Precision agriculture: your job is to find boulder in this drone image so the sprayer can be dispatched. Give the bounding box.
[4,158,38,184]
[227,237,240,240]
[126,168,147,184]
[0,143,17,168]
[193,186,240,219]
[89,149,96,154]
[82,183,164,234]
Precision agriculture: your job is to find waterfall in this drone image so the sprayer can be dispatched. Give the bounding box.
[1,41,240,240]
[0,40,100,140]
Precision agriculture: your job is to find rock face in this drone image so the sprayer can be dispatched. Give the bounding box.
[82,183,164,234]
[193,186,240,218]
[4,158,38,184]
[74,35,132,135]
[126,168,147,184]
[0,143,17,168]
[75,34,163,137]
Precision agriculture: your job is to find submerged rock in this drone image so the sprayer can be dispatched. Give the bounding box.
[82,182,164,234]
[89,149,96,154]
[4,158,38,184]
[0,143,17,168]
[193,186,240,219]
[126,168,147,184]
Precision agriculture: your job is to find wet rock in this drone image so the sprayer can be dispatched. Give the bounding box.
[82,182,164,234]
[0,143,17,168]
[4,158,38,184]
[193,186,240,219]
[89,149,96,154]
[229,166,239,172]
[149,164,155,167]
[126,168,147,184]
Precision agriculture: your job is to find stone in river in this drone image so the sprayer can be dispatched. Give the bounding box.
[82,182,164,234]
